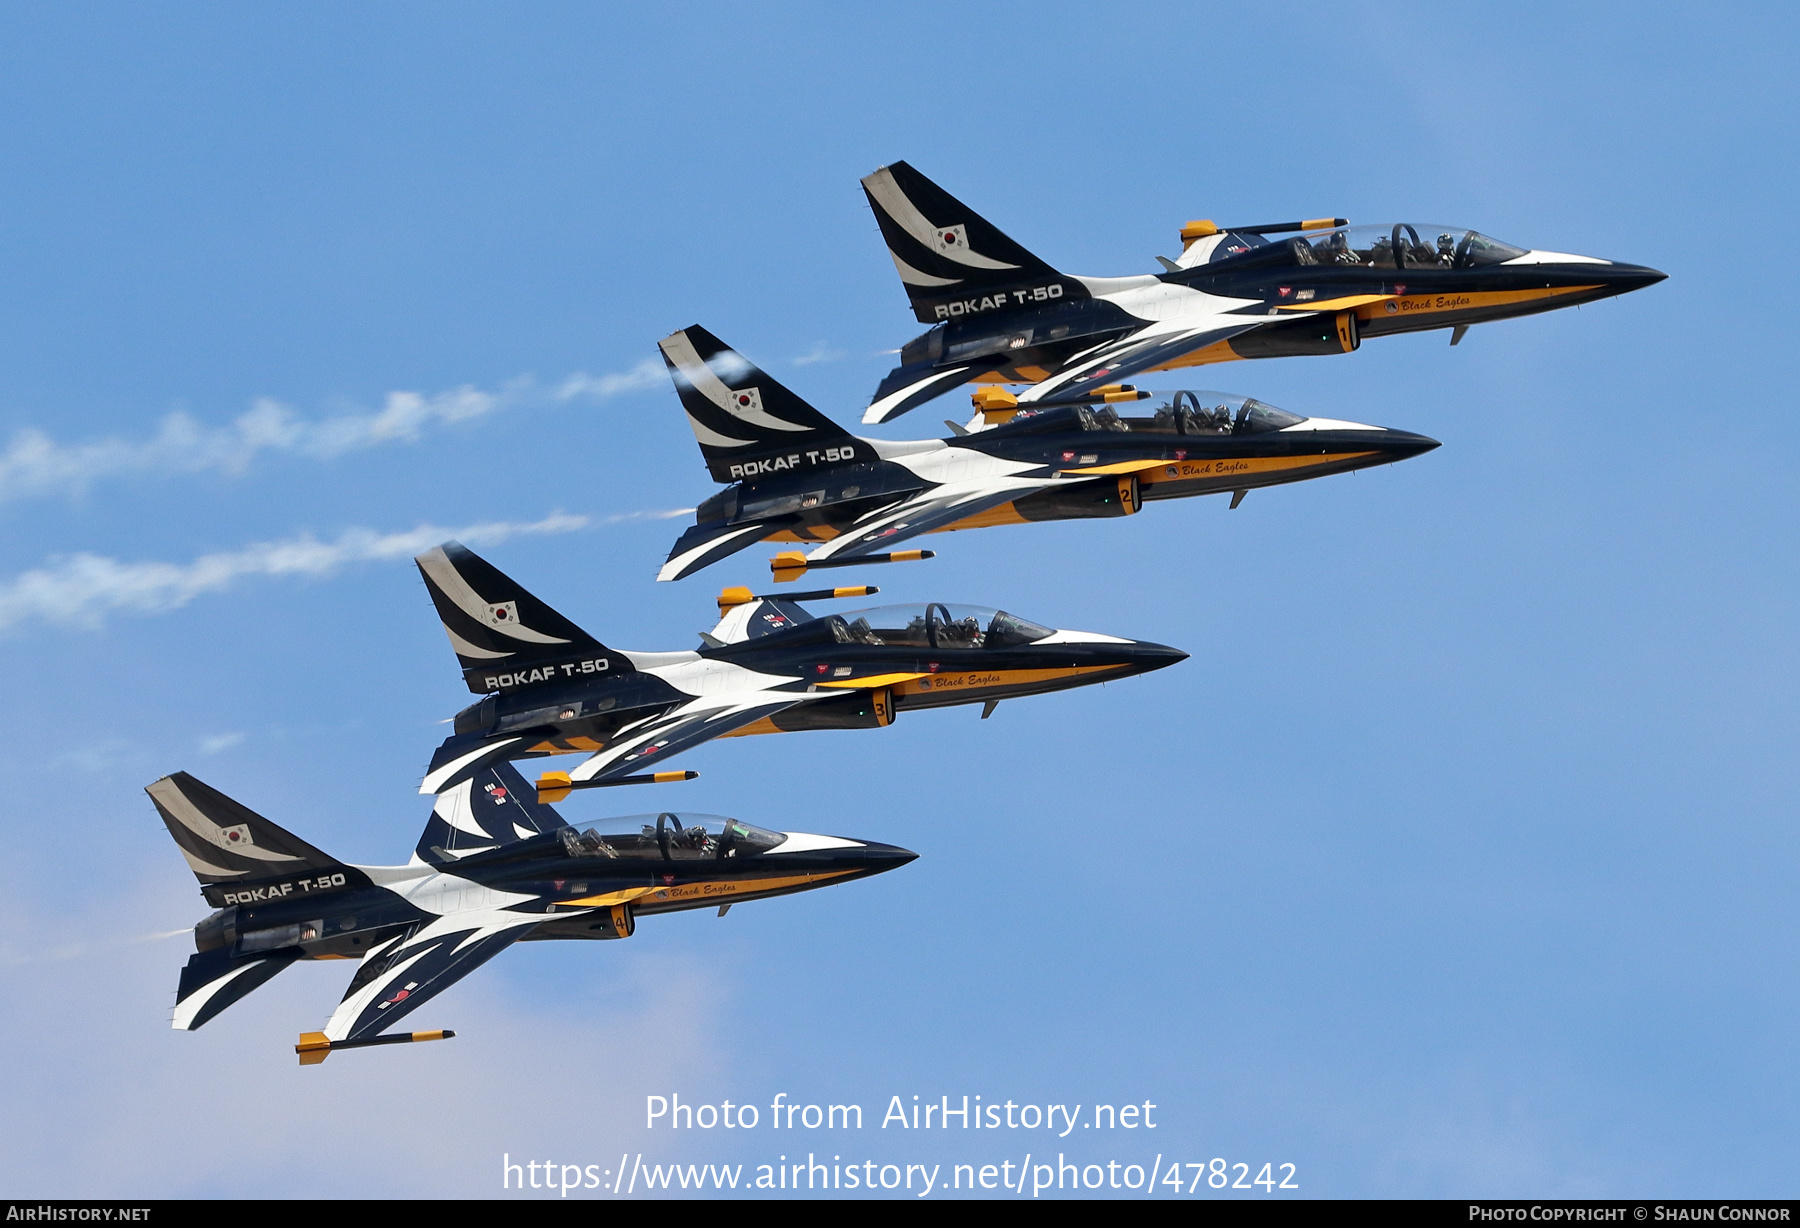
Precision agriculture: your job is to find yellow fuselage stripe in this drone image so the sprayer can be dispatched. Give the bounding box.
[816,672,932,689]
[1356,283,1600,322]
[893,664,1114,698]
[559,870,855,911]
[1136,451,1379,484]
[932,502,1033,532]
[1274,293,1394,312]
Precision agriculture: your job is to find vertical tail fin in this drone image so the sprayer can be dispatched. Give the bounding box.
[149,772,346,1031]
[860,161,1068,324]
[415,541,615,695]
[415,761,568,865]
[148,772,348,896]
[659,326,858,484]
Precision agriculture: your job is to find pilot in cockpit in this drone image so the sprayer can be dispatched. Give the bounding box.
[843,616,884,646]
[675,824,715,855]
[1322,231,1358,264]
[937,615,984,649]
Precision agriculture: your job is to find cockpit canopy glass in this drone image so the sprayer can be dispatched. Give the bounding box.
[827,603,1054,650]
[1142,391,1304,436]
[991,403,1132,436]
[1201,224,1527,270]
[560,813,789,861]
[998,396,1300,437]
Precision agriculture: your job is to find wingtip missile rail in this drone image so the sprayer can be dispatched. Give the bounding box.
[769,552,933,583]
[296,1029,455,1065]
[537,770,698,805]
[970,385,1150,426]
[718,584,878,614]
[1180,217,1347,246]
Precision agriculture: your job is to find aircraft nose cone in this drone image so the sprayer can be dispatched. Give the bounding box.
[855,841,919,872]
[1601,261,1667,292]
[1384,430,1442,459]
[1129,641,1189,672]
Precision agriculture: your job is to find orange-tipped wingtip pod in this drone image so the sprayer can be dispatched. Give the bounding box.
[1179,219,1219,246]
[716,585,755,614]
[770,551,808,583]
[295,1029,456,1066]
[970,386,1019,424]
[537,772,574,804]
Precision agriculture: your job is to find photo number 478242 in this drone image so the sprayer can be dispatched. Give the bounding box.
[1164,1159,1298,1194]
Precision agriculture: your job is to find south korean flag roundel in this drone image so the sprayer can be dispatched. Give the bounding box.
[485,600,521,629]
[931,223,970,255]
[724,387,765,422]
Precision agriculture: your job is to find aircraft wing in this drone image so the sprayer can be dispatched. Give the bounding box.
[800,476,1053,563]
[567,691,823,783]
[658,517,793,583]
[323,909,544,1042]
[1018,315,1267,405]
[863,362,981,425]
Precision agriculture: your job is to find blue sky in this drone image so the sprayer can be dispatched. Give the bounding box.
[0,1,1793,1199]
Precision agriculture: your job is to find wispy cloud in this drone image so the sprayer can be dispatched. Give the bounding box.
[198,732,245,755]
[792,342,846,367]
[0,510,696,634]
[0,359,668,504]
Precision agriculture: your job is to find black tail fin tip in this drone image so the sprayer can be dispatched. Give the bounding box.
[415,541,612,693]
[659,326,854,484]
[860,161,1064,324]
[148,772,343,888]
[415,760,569,865]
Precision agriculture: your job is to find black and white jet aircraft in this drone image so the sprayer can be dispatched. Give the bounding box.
[152,762,914,1062]
[657,325,1438,582]
[415,540,1185,796]
[859,160,1666,423]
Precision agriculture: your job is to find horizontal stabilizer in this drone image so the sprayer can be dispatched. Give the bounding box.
[1017,318,1265,405]
[658,518,786,583]
[802,480,1045,563]
[173,947,300,1031]
[568,694,823,784]
[418,734,531,796]
[864,360,980,425]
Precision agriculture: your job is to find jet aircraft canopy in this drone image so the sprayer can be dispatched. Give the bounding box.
[997,393,1305,437]
[827,604,1054,650]
[560,813,790,860]
[1199,224,1530,270]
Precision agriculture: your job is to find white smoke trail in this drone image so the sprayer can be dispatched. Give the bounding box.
[0,509,694,634]
[0,359,667,504]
